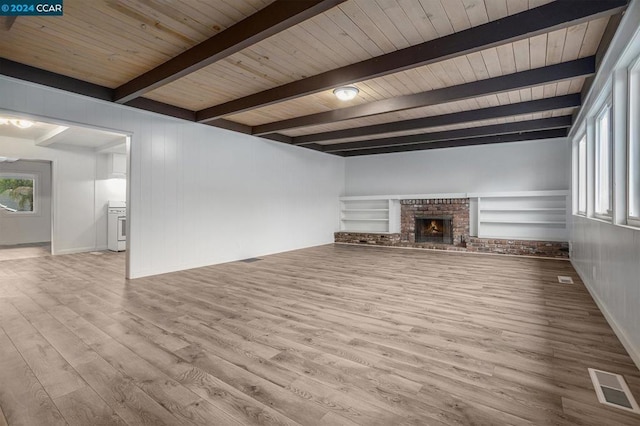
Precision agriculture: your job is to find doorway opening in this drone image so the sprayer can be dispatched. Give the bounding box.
[0,111,130,276]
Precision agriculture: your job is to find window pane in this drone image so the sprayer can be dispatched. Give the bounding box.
[578,136,587,213]
[0,177,34,212]
[630,67,640,219]
[595,106,612,215]
[631,133,639,216]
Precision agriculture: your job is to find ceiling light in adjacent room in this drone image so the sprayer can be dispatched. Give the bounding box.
[9,119,34,129]
[333,86,359,101]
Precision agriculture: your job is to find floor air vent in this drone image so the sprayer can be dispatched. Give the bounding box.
[557,276,574,284]
[240,258,262,263]
[588,368,640,413]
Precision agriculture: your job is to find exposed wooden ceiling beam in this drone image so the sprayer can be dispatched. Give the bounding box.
[291,94,582,145]
[123,98,253,134]
[260,133,293,144]
[323,116,572,153]
[596,11,625,67]
[196,0,626,123]
[338,129,568,157]
[0,59,579,157]
[113,0,346,104]
[204,118,252,135]
[259,134,326,152]
[0,58,113,101]
[253,57,594,135]
[580,10,625,109]
[124,97,195,121]
[0,58,208,126]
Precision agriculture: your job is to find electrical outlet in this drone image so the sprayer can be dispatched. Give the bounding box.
[592,265,597,280]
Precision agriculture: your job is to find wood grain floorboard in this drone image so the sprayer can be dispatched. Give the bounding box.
[0,327,66,425]
[0,404,8,426]
[53,386,128,426]
[0,300,87,400]
[0,243,50,261]
[0,244,639,425]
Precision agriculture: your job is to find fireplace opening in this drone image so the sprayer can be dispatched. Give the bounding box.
[415,216,453,244]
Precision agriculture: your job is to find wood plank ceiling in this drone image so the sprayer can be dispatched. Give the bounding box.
[0,0,628,156]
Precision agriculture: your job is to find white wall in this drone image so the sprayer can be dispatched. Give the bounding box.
[0,159,51,245]
[567,0,640,369]
[344,138,570,195]
[571,217,640,368]
[0,76,345,278]
[0,136,124,253]
[129,119,344,278]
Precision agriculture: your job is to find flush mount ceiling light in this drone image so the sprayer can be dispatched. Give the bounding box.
[333,86,359,101]
[0,117,34,128]
[9,119,34,129]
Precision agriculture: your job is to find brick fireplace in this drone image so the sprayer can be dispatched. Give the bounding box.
[401,198,469,248]
[415,216,453,244]
[334,195,569,258]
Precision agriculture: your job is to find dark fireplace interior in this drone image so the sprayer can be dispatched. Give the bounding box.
[415,216,453,244]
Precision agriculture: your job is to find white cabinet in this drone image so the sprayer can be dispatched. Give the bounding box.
[108,153,127,178]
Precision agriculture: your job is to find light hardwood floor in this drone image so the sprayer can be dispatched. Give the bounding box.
[0,243,51,262]
[0,244,639,425]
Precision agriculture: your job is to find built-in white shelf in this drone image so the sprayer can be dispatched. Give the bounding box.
[341,230,395,234]
[340,193,467,201]
[477,191,569,240]
[480,208,566,212]
[339,197,400,233]
[339,190,569,241]
[343,209,389,212]
[468,190,568,198]
[342,218,389,221]
[480,220,566,225]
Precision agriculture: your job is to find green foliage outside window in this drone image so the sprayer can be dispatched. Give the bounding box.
[0,178,34,212]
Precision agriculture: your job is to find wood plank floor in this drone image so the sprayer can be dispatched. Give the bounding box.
[0,243,51,262]
[1,244,639,425]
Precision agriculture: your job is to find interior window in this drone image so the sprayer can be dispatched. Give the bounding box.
[0,175,36,213]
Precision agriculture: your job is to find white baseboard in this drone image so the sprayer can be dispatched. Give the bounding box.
[0,239,51,246]
[572,260,640,371]
[54,246,103,255]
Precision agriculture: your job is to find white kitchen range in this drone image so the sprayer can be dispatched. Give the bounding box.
[107,200,126,251]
